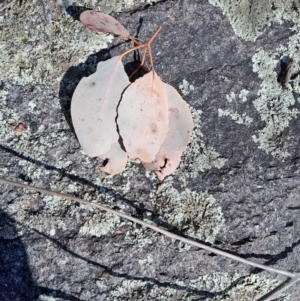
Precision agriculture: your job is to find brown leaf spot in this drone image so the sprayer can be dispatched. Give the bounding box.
[150,123,158,134]
[168,107,179,114]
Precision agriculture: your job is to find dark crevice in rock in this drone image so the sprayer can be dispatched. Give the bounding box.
[285,221,294,228]
[231,236,258,247]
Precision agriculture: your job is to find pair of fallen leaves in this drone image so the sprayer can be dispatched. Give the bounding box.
[71,10,193,180]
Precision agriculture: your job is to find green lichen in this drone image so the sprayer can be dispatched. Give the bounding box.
[208,0,300,41]
[20,37,29,44]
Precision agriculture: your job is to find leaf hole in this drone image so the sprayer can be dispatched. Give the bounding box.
[102,158,109,166]
[160,158,168,170]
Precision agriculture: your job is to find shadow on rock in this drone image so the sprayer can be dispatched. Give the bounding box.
[0,210,35,301]
[0,209,84,301]
[66,5,90,21]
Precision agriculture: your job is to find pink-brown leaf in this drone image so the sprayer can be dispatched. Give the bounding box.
[71,56,130,157]
[118,71,169,163]
[144,83,193,180]
[99,142,127,175]
[80,10,130,37]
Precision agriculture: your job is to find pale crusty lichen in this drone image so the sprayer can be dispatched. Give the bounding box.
[89,0,155,13]
[0,0,114,182]
[218,89,253,125]
[156,179,224,244]
[106,272,290,301]
[179,79,195,96]
[179,107,227,179]
[209,1,300,159]
[79,212,125,237]
[0,0,125,207]
[56,0,161,13]
[239,89,249,103]
[0,1,114,87]
[246,43,300,159]
[226,91,235,103]
[37,294,57,301]
[208,0,300,41]
[251,49,299,159]
[218,109,253,125]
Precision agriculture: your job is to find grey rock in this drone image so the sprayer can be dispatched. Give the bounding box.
[1,0,300,300]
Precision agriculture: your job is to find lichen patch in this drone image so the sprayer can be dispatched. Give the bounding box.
[178,107,227,179]
[250,49,299,159]
[208,0,299,42]
[156,179,225,244]
[79,212,124,237]
[179,79,195,96]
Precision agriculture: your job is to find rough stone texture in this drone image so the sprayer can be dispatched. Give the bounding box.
[1,0,300,300]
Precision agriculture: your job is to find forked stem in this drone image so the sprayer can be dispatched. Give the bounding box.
[120,26,162,75]
[123,34,143,46]
[147,26,162,45]
[120,44,145,59]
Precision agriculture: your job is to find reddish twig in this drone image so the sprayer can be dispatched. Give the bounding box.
[129,47,148,80]
[120,26,162,78]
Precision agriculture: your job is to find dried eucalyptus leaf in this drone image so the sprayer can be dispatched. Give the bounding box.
[144,84,193,180]
[80,10,130,37]
[99,142,127,175]
[117,71,169,163]
[71,56,130,157]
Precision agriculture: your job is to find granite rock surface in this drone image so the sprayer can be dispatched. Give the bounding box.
[1,0,300,300]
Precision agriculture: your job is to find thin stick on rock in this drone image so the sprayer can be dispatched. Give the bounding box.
[0,177,295,280]
[0,0,16,11]
[256,274,300,301]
